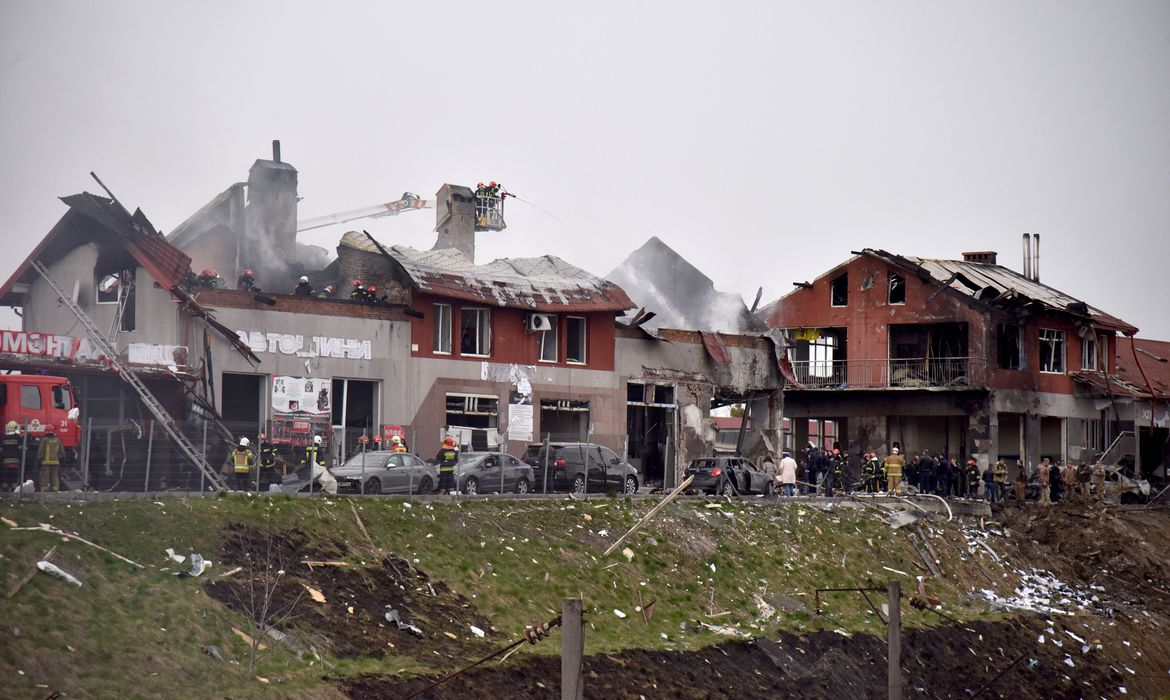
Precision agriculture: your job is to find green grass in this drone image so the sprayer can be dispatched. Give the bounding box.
[0,494,1003,697]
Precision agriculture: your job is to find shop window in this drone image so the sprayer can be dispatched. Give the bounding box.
[566,316,586,364]
[830,274,848,307]
[1039,328,1065,373]
[997,323,1022,370]
[539,315,559,362]
[433,303,452,354]
[459,308,491,356]
[888,272,905,305]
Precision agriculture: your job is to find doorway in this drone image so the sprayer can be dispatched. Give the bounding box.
[332,379,378,462]
[222,373,264,437]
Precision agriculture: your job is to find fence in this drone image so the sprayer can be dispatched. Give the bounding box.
[790,357,988,389]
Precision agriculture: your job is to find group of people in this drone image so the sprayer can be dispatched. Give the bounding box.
[757,442,1112,505]
[222,432,414,493]
[0,421,65,492]
[348,279,388,305]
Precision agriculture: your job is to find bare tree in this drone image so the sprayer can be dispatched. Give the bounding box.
[228,528,305,677]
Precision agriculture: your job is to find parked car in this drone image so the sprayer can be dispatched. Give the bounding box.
[684,456,774,496]
[454,451,535,495]
[521,442,640,495]
[331,452,437,495]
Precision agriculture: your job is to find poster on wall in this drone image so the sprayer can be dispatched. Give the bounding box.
[507,391,533,443]
[270,376,331,446]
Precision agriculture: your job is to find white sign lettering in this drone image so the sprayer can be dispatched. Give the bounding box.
[236,331,373,361]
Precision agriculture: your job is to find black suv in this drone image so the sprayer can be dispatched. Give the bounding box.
[522,442,640,495]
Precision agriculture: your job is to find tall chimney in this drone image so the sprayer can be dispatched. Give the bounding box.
[244,146,299,282]
[431,183,477,261]
[1022,233,1032,279]
[1032,233,1039,282]
[272,139,281,163]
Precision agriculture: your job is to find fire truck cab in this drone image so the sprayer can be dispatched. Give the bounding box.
[0,374,81,450]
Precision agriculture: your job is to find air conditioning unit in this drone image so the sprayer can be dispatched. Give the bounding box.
[525,313,554,332]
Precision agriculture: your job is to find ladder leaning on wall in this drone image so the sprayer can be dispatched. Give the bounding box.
[31,259,229,491]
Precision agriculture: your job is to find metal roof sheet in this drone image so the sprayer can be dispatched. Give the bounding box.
[339,231,635,313]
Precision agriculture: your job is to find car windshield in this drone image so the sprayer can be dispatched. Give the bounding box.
[340,453,392,469]
[689,459,718,469]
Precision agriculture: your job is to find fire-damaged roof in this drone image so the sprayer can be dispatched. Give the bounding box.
[339,231,635,313]
[0,192,192,305]
[792,249,1137,335]
[1076,336,1170,399]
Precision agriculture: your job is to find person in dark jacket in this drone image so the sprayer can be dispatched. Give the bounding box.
[982,463,997,503]
[293,276,313,297]
[435,435,459,493]
[965,459,981,498]
[917,450,934,494]
[1,421,21,491]
[935,452,950,497]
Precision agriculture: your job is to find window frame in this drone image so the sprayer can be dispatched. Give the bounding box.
[1038,328,1066,374]
[1080,333,1097,371]
[887,272,906,305]
[433,303,452,354]
[996,323,1023,371]
[566,316,587,364]
[458,307,492,357]
[830,274,849,307]
[20,385,41,410]
[538,314,559,363]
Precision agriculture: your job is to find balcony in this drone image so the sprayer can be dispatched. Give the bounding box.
[789,357,988,389]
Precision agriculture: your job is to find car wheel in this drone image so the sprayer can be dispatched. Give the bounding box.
[364,477,381,495]
[515,478,530,494]
[624,476,638,495]
[763,481,774,497]
[463,477,479,495]
[721,478,738,496]
[416,477,433,494]
[571,474,586,494]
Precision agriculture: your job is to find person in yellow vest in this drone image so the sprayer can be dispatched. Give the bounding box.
[883,447,905,494]
[36,427,64,492]
[992,459,1009,503]
[1,421,22,492]
[223,437,255,491]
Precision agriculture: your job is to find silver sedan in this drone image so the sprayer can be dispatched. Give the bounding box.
[332,452,437,495]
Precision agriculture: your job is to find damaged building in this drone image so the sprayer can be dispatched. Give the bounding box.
[0,145,783,490]
[761,241,1151,477]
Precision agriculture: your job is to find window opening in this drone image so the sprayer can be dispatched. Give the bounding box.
[433,303,452,354]
[566,316,586,364]
[996,323,1022,370]
[538,315,559,362]
[1039,329,1066,373]
[1081,333,1097,371]
[887,272,905,305]
[459,308,491,356]
[830,274,848,307]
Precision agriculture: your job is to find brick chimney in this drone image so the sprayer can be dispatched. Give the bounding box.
[244,140,299,280]
[432,184,477,261]
[961,251,997,265]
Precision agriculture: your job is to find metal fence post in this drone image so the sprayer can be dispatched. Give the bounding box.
[144,420,155,493]
[889,580,902,700]
[579,443,588,496]
[82,416,93,494]
[199,421,207,494]
[18,428,28,497]
[542,433,550,495]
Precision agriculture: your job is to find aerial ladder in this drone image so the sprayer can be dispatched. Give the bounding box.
[296,192,432,232]
[31,260,230,491]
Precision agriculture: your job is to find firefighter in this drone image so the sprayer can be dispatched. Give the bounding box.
[223,437,255,491]
[965,459,981,499]
[862,452,879,493]
[883,447,905,495]
[35,427,64,492]
[317,284,335,299]
[993,458,1009,502]
[2,421,22,491]
[390,435,408,454]
[258,433,279,489]
[350,279,365,301]
[826,448,845,495]
[371,434,383,451]
[435,434,459,493]
[293,275,313,297]
[302,435,336,495]
[1091,460,1106,501]
[365,284,380,305]
[197,268,222,288]
[236,268,257,291]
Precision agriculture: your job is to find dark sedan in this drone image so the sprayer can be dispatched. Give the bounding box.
[454,451,535,495]
[685,456,774,496]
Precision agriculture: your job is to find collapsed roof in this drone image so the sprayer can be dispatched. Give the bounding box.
[339,231,635,313]
[1074,336,1170,400]
[607,236,766,334]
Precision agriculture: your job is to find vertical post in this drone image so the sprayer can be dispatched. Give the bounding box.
[542,433,550,495]
[500,434,506,494]
[561,598,583,700]
[143,420,155,493]
[360,430,368,495]
[255,431,261,494]
[18,428,28,497]
[199,421,208,493]
[663,432,672,491]
[82,416,93,494]
[579,443,588,495]
[888,580,902,700]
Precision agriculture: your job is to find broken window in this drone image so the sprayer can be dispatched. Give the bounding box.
[652,385,675,405]
[830,274,848,307]
[887,272,905,305]
[808,335,837,378]
[1039,329,1065,374]
[566,316,586,364]
[445,393,498,430]
[433,303,452,354]
[96,272,121,304]
[1080,334,1097,371]
[459,308,491,356]
[996,323,1022,370]
[538,314,559,362]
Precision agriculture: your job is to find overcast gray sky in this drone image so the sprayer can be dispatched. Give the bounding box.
[3,1,1168,338]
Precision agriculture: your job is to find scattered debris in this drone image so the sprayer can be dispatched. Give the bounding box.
[7,546,57,598]
[11,523,144,569]
[36,560,82,587]
[303,584,326,603]
[203,645,226,663]
[176,553,210,578]
[613,609,627,619]
[385,610,425,638]
[470,625,485,638]
[232,627,267,650]
[164,548,186,564]
[698,622,749,638]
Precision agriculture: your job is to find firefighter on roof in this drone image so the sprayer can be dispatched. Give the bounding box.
[237,268,257,291]
[293,275,313,297]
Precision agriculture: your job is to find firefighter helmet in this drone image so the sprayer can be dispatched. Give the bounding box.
[239,437,250,448]
[313,435,323,445]
[244,268,254,277]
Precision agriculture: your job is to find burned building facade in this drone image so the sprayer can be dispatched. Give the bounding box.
[763,244,1141,475]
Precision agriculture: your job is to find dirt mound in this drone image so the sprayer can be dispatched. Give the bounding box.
[343,617,1128,699]
[206,524,495,661]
